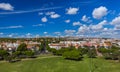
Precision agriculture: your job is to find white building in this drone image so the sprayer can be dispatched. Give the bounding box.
[49,43,67,50]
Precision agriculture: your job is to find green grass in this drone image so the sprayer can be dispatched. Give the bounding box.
[0,56,120,72]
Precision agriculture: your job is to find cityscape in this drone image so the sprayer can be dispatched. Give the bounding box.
[0,0,120,72]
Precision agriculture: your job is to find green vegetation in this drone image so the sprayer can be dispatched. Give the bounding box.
[0,38,120,72]
[98,46,120,61]
[0,43,36,62]
[63,50,82,60]
[17,43,27,51]
[87,48,97,58]
[0,56,120,72]
[49,46,97,61]
[22,51,35,57]
[78,47,88,55]
[0,49,9,60]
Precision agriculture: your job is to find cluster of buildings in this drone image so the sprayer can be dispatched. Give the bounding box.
[49,38,120,50]
[0,38,120,52]
[0,40,41,51]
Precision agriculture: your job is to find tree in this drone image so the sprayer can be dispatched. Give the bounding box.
[98,47,120,60]
[17,43,27,51]
[0,49,9,60]
[98,48,108,53]
[46,44,50,52]
[78,47,88,55]
[62,50,82,61]
[87,48,97,58]
[23,51,35,57]
[39,41,46,53]
[49,48,57,55]
[12,51,21,57]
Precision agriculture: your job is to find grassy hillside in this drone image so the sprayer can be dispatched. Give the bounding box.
[0,56,120,72]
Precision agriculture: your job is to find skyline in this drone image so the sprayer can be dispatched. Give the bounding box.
[0,0,120,38]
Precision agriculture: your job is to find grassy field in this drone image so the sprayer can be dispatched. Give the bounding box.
[0,55,120,72]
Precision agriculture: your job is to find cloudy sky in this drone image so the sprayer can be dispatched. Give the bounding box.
[0,0,120,38]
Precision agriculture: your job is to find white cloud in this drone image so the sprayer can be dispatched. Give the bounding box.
[111,16,120,25]
[99,30,120,38]
[46,12,55,15]
[0,25,23,29]
[45,11,60,18]
[0,7,62,15]
[0,3,14,11]
[8,33,18,38]
[50,14,60,18]
[65,19,70,23]
[8,34,13,37]
[110,16,120,31]
[103,28,108,31]
[64,30,76,35]
[32,24,43,27]
[54,32,61,35]
[35,34,40,38]
[91,24,103,30]
[41,17,47,22]
[26,33,32,38]
[92,6,108,19]
[44,32,48,34]
[114,25,120,30]
[91,20,107,30]
[0,32,3,35]
[26,33,31,36]
[77,25,90,33]
[98,20,107,25]
[81,15,90,22]
[73,21,82,26]
[38,12,43,15]
[66,7,79,15]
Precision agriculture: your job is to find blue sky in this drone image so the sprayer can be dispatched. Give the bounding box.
[0,0,120,38]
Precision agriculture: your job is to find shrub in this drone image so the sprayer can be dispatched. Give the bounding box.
[49,47,77,56]
[87,48,97,58]
[4,55,14,62]
[39,42,45,52]
[103,53,112,60]
[49,48,57,55]
[78,48,88,55]
[24,51,35,57]
[17,43,27,51]
[99,47,120,60]
[0,50,9,60]
[56,48,71,56]
[13,51,21,57]
[62,50,82,61]
[98,48,109,53]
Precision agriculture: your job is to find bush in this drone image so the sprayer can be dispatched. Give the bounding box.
[4,55,14,62]
[17,43,27,51]
[87,48,97,58]
[56,48,71,56]
[13,51,21,57]
[4,55,21,63]
[49,47,77,56]
[62,50,82,61]
[78,48,88,55]
[0,50,9,60]
[98,48,109,53]
[23,51,35,57]
[103,53,112,60]
[49,48,57,55]
[39,42,45,52]
[99,47,120,60]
